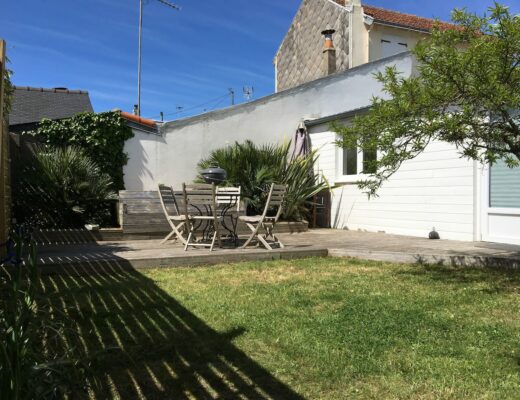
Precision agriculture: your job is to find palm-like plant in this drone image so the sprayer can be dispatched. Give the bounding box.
[19,146,116,227]
[198,140,328,220]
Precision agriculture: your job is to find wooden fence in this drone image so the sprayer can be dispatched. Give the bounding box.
[0,39,10,255]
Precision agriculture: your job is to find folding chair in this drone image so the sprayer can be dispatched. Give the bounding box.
[216,186,241,213]
[217,186,241,245]
[183,183,222,251]
[239,183,287,250]
[158,184,187,245]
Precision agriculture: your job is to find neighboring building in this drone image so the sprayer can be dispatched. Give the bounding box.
[274,0,453,92]
[9,86,93,133]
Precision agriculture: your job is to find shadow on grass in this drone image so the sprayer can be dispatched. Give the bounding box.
[396,262,520,294]
[38,260,304,399]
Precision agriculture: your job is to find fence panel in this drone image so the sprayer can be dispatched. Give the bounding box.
[0,39,10,255]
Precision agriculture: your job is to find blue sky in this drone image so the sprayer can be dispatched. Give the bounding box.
[2,0,519,120]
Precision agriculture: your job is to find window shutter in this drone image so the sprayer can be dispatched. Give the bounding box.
[490,160,520,208]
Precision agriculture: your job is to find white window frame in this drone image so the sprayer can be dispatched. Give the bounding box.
[481,163,520,244]
[335,137,377,184]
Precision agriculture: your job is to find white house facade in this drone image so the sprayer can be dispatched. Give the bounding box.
[122,0,520,245]
[123,50,520,245]
[308,115,520,244]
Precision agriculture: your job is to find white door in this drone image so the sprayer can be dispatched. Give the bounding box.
[482,160,520,245]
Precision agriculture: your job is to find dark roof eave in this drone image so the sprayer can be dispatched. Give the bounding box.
[305,106,372,128]
[372,20,432,34]
[126,120,160,135]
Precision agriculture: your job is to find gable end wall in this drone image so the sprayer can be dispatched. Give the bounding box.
[275,0,349,92]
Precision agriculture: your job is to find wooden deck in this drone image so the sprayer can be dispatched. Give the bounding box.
[35,238,328,274]
[29,229,520,275]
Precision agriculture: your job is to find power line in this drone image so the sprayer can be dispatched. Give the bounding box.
[147,93,229,119]
[156,0,181,10]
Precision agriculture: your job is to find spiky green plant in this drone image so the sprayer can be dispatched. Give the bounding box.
[0,236,39,400]
[16,146,117,228]
[198,140,328,220]
[0,234,91,399]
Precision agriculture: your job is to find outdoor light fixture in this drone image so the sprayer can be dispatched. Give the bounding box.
[137,0,180,116]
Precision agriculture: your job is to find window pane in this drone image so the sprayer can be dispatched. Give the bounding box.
[343,148,358,175]
[363,149,377,174]
[490,159,520,208]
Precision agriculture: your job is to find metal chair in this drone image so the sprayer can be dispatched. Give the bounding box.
[182,183,222,251]
[158,184,187,245]
[239,183,287,250]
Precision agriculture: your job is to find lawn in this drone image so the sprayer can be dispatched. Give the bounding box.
[40,257,520,399]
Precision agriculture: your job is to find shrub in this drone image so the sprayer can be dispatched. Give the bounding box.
[33,111,133,191]
[198,140,328,221]
[14,146,116,228]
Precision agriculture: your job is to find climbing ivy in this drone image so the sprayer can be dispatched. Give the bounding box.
[34,111,134,190]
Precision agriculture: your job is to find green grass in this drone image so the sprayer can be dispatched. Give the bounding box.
[39,258,520,399]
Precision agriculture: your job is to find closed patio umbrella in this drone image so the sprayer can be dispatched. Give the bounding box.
[291,121,309,160]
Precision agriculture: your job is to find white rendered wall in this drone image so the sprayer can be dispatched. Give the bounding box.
[311,127,476,241]
[123,53,415,191]
[122,51,478,242]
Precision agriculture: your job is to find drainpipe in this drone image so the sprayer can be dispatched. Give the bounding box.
[346,1,354,69]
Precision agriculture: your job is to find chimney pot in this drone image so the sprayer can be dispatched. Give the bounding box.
[321,26,337,76]
[321,26,336,49]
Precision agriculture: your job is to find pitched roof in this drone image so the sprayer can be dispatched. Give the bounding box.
[120,111,159,133]
[362,5,456,32]
[9,86,94,126]
[333,1,455,32]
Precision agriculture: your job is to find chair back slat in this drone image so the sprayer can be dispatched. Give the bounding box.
[216,186,241,212]
[261,183,287,221]
[272,184,287,190]
[183,183,217,215]
[158,184,181,217]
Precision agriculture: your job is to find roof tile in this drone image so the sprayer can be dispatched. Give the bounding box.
[363,5,456,32]
[333,1,455,32]
[10,86,93,126]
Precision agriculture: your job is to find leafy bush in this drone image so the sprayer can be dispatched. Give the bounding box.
[33,111,133,191]
[198,140,328,221]
[14,146,116,228]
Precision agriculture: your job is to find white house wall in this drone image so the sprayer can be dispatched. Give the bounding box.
[311,128,476,241]
[123,53,415,191]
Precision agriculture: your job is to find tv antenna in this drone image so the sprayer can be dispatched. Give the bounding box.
[137,0,181,116]
[243,86,254,101]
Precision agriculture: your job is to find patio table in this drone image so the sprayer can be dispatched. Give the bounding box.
[189,192,241,247]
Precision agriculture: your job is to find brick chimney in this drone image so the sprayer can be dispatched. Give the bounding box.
[321,26,337,76]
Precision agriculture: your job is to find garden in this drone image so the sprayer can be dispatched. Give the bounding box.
[3,254,519,399]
